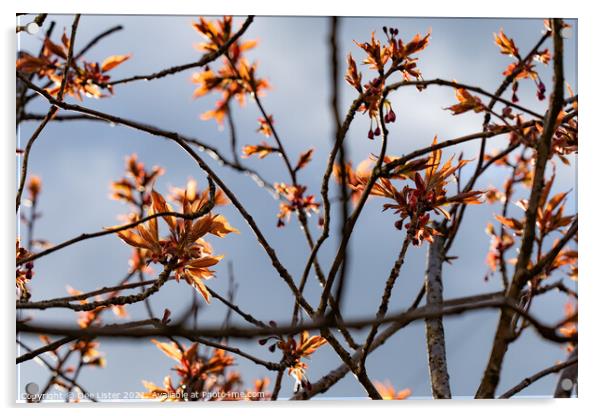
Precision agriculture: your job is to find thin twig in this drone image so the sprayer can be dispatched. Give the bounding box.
[16,15,80,213]
[16,184,215,266]
[16,340,98,402]
[16,335,77,364]
[499,354,577,398]
[74,25,123,59]
[103,16,254,87]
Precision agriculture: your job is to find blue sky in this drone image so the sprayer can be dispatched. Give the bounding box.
[16,15,577,400]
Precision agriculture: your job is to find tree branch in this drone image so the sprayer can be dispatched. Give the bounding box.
[475,18,566,399]
[16,336,77,364]
[16,15,80,213]
[16,178,215,266]
[102,16,255,87]
[499,353,577,398]
[424,235,451,398]
[16,295,576,344]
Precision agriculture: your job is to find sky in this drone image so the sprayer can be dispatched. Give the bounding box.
[16,14,577,401]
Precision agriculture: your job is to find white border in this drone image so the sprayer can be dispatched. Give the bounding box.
[3,1,600,415]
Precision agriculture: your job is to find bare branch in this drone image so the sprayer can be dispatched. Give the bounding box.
[16,336,77,364]
[499,353,577,398]
[424,235,452,398]
[386,78,544,120]
[17,76,277,197]
[16,15,80,212]
[16,295,576,344]
[74,25,123,59]
[17,278,161,310]
[184,335,282,371]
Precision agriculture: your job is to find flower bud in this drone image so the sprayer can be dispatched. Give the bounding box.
[388,109,396,123]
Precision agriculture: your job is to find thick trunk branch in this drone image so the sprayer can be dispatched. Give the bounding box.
[424,235,452,398]
[475,19,565,398]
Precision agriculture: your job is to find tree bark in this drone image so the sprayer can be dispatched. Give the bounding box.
[424,235,452,398]
[475,18,565,398]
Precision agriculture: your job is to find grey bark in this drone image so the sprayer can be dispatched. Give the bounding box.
[424,235,452,399]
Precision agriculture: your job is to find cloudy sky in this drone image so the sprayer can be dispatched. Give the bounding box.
[16,14,577,400]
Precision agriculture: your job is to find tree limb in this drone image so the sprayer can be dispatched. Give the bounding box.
[424,235,451,398]
[475,18,566,399]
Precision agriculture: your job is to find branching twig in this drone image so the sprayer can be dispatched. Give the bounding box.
[16,15,80,213]
[184,335,282,371]
[18,76,277,197]
[16,179,214,266]
[103,16,254,87]
[74,25,123,59]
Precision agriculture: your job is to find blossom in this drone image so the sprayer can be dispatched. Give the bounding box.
[274,183,320,227]
[16,239,34,300]
[115,190,238,303]
[492,29,550,102]
[191,16,269,126]
[142,341,238,401]
[346,27,430,138]
[110,154,164,206]
[27,175,42,204]
[169,178,229,208]
[375,380,412,400]
[266,331,328,392]
[241,141,279,159]
[256,115,274,137]
[345,137,483,245]
[17,32,130,99]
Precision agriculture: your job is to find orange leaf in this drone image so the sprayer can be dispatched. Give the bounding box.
[185,274,212,303]
[494,30,520,57]
[116,229,154,250]
[242,141,278,159]
[295,148,314,171]
[187,255,222,269]
[208,215,239,237]
[16,54,46,73]
[495,215,523,232]
[101,54,131,72]
[150,191,177,231]
[151,339,182,362]
[43,38,67,59]
[446,87,485,115]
